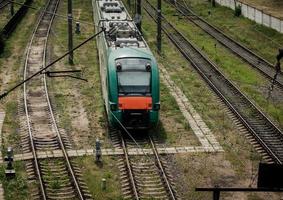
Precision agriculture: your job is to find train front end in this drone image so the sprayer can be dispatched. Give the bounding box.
[108,49,160,129]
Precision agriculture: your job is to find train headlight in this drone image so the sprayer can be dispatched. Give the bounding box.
[116,62,122,71]
[146,63,151,71]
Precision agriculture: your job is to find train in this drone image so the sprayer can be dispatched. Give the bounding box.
[93,0,160,129]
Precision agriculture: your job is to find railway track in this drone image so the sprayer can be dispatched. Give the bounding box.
[20,0,91,199]
[143,0,283,164]
[0,0,8,9]
[166,0,283,90]
[109,130,179,199]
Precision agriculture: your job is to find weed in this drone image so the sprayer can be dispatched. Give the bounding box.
[0,162,29,200]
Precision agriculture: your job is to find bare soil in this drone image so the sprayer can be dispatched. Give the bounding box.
[47,0,107,150]
[174,153,282,200]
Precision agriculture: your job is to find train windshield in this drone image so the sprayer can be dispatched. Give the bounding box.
[116,58,151,96]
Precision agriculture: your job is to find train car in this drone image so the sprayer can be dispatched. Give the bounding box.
[93,0,160,129]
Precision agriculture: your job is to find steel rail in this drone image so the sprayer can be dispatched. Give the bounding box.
[120,134,140,200]
[0,0,9,9]
[111,113,177,199]
[23,0,84,199]
[42,0,84,199]
[149,136,177,200]
[166,0,283,89]
[143,0,283,164]
[23,0,52,198]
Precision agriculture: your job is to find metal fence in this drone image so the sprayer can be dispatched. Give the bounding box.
[215,0,283,33]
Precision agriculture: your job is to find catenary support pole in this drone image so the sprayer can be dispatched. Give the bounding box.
[213,191,220,200]
[136,0,142,32]
[10,0,14,16]
[212,0,216,7]
[68,0,73,64]
[127,0,131,12]
[0,28,105,99]
[157,0,162,54]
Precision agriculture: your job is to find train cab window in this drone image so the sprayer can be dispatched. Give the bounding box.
[116,58,151,96]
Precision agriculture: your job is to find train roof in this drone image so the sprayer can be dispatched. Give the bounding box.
[96,0,147,49]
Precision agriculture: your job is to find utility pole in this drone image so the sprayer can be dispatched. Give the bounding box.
[68,0,73,65]
[157,0,162,54]
[127,0,131,11]
[10,1,14,16]
[212,0,216,7]
[134,0,136,17]
[135,0,142,33]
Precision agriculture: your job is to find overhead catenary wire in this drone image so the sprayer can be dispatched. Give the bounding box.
[8,0,100,28]
[0,1,9,9]
[3,0,175,195]
[109,110,177,199]
[0,27,106,99]
[110,110,152,157]
[110,109,169,166]
[8,0,138,29]
[49,27,75,63]
[0,0,23,10]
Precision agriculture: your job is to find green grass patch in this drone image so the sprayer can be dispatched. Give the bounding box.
[0,0,47,199]
[0,0,27,29]
[0,161,30,200]
[48,0,107,148]
[75,156,123,199]
[146,0,283,128]
[0,0,45,154]
[184,0,283,63]
[134,6,267,199]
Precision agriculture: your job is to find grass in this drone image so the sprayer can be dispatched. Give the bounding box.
[0,162,30,200]
[74,156,123,200]
[147,0,283,129]
[0,0,45,199]
[0,0,26,29]
[0,0,45,153]
[185,0,283,63]
[2,101,20,154]
[124,4,281,199]
[48,0,107,149]
[41,159,70,191]
[123,2,202,147]
[141,8,235,133]
[49,0,201,149]
[149,82,200,146]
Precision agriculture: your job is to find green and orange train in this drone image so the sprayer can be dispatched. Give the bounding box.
[93,0,160,129]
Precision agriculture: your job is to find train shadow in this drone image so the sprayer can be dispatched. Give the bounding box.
[119,121,167,143]
[149,121,167,143]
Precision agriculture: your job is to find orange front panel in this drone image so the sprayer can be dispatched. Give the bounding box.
[119,97,152,110]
